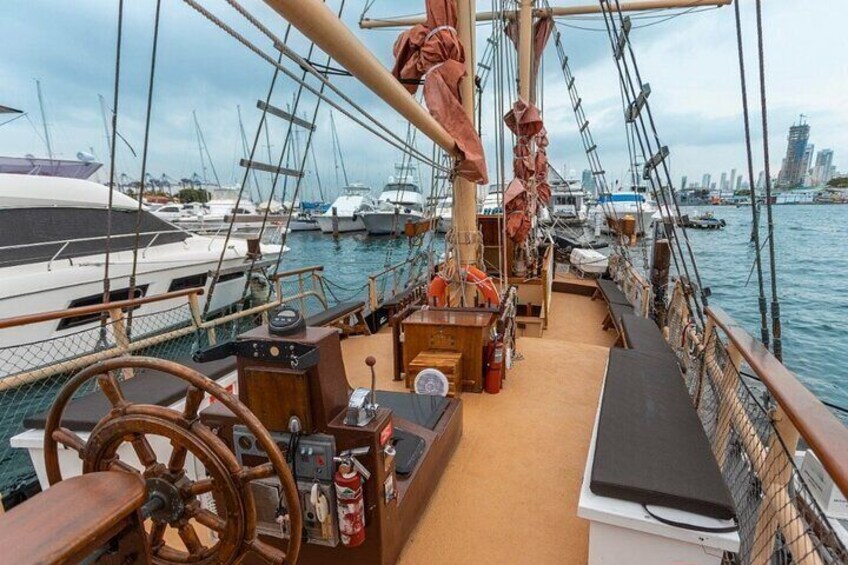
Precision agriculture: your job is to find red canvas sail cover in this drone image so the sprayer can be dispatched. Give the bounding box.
[392,0,488,184]
[503,98,551,242]
[500,16,553,242]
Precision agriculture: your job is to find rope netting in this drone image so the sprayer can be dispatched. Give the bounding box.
[664,283,848,564]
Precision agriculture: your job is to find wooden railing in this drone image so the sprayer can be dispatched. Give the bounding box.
[706,305,848,501]
[0,265,330,391]
[367,252,433,312]
[664,279,847,563]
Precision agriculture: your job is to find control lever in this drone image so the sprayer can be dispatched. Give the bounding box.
[335,446,371,481]
[365,356,379,416]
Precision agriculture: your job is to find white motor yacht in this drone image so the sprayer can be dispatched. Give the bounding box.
[589,190,657,235]
[315,183,375,233]
[359,164,425,236]
[0,173,285,354]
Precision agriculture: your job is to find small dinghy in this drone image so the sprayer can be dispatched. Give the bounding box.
[570,247,609,276]
[684,211,726,230]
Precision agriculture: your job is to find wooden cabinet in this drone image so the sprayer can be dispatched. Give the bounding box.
[407,350,463,397]
[402,310,495,393]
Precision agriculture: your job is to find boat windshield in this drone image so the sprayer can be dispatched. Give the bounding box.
[384,182,420,193]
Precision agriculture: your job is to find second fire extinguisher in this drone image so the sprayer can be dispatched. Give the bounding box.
[335,461,366,547]
[485,339,504,394]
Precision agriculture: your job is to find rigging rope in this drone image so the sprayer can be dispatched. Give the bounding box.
[102,0,124,320]
[733,0,769,349]
[180,0,446,173]
[598,0,708,326]
[127,0,162,337]
[753,0,782,361]
[222,0,444,171]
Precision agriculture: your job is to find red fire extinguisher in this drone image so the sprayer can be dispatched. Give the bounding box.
[485,339,504,394]
[334,463,366,547]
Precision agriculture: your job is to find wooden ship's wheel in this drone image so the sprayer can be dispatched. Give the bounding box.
[42,357,302,564]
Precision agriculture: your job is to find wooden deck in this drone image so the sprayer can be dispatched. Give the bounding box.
[342,288,614,564]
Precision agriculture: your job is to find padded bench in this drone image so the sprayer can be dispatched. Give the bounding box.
[24,356,236,432]
[619,312,677,360]
[305,300,370,336]
[593,278,632,306]
[591,348,735,520]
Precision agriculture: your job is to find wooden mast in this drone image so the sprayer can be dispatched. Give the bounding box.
[518,0,533,101]
[451,0,479,305]
[360,0,733,28]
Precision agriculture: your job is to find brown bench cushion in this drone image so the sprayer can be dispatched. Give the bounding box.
[591,348,735,520]
[597,279,632,306]
[306,301,365,327]
[24,356,236,432]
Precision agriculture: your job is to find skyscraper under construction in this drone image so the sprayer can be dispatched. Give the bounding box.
[777,116,811,188]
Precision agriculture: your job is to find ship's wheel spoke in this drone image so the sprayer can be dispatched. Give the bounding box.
[52,427,85,453]
[96,372,127,407]
[130,433,159,468]
[178,523,205,555]
[249,538,286,564]
[168,442,188,473]
[190,506,227,533]
[183,477,215,497]
[182,386,205,422]
[238,462,275,483]
[107,455,139,474]
[148,521,167,550]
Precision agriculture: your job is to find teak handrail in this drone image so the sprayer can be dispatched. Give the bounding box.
[706,305,848,499]
[269,265,324,280]
[0,287,205,331]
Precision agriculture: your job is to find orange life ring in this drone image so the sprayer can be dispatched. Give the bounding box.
[426,267,500,307]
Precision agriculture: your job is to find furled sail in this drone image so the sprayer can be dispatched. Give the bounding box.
[392,0,488,184]
[502,16,553,242]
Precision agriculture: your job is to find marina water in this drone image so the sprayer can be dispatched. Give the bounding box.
[280,206,848,414]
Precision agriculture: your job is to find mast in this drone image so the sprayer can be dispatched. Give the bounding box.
[518,0,533,101]
[451,0,479,304]
[193,110,208,184]
[98,94,112,160]
[35,79,54,161]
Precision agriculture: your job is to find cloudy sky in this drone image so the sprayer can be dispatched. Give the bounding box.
[2,0,846,200]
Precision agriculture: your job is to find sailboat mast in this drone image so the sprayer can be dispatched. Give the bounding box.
[35,79,54,161]
[451,0,480,302]
[98,94,112,160]
[193,110,208,184]
[518,0,533,101]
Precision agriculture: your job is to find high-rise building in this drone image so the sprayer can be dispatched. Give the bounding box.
[756,171,766,190]
[729,168,737,193]
[681,175,688,189]
[777,116,811,187]
[811,149,834,185]
[701,173,711,191]
[719,172,727,193]
[736,175,743,191]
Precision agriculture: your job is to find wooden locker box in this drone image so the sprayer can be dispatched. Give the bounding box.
[406,350,463,398]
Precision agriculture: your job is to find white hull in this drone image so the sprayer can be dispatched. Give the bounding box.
[314,215,366,233]
[360,211,422,235]
[288,219,320,232]
[593,208,655,236]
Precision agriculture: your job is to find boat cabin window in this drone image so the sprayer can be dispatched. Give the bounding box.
[168,273,208,292]
[57,285,149,331]
[231,208,253,215]
[158,205,181,213]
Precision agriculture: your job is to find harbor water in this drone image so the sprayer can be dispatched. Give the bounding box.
[279,206,848,413]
